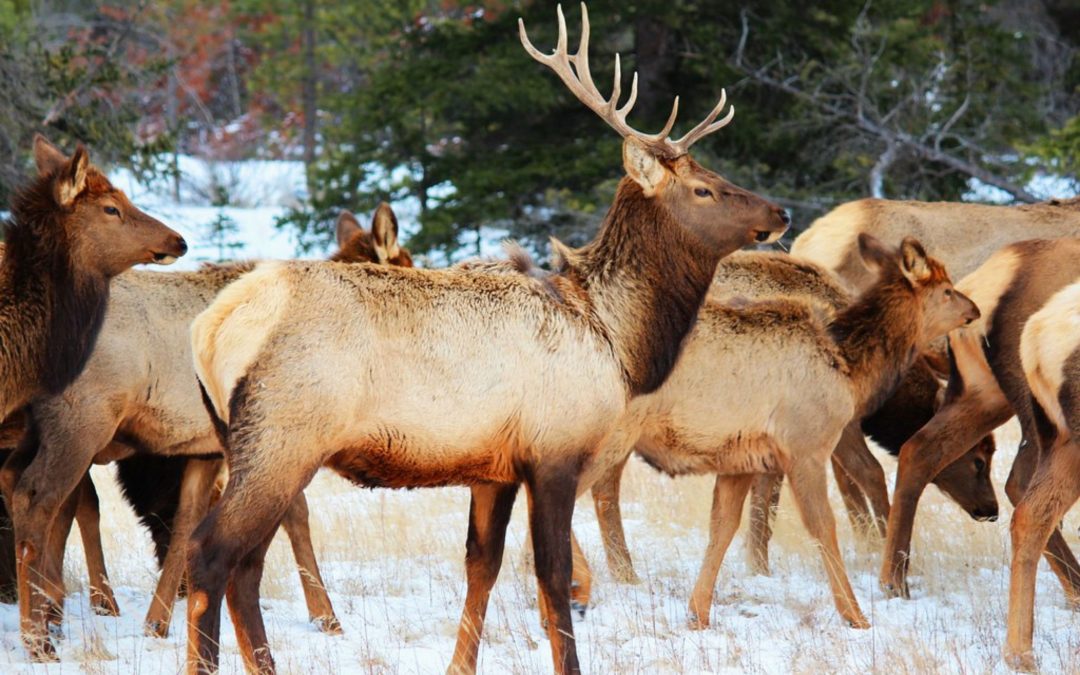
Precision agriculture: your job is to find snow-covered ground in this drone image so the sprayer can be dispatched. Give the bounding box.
[2,421,1080,673]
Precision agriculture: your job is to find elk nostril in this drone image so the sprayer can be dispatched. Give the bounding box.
[778,209,791,226]
[176,237,188,255]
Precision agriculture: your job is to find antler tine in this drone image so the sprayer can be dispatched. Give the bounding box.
[616,71,639,118]
[666,89,735,155]
[570,3,598,99]
[608,53,623,117]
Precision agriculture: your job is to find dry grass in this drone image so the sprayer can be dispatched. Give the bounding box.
[4,419,1080,673]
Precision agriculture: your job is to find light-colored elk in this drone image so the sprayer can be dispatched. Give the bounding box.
[880,238,1080,600]
[589,235,977,628]
[184,4,789,673]
[792,196,1080,295]
[2,202,409,660]
[1006,279,1080,671]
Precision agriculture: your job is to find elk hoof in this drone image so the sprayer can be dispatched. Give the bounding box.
[313,615,343,635]
[144,620,170,639]
[91,594,120,617]
[687,613,709,631]
[880,579,909,599]
[24,635,58,662]
[847,615,871,630]
[1004,651,1037,673]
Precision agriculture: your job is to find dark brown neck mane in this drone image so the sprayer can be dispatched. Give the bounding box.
[0,173,110,414]
[565,178,723,395]
[828,271,922,416]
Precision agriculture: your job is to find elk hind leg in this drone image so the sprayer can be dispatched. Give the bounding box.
[788,454,869,628]
[1005,439,1080,672]
[145,457,218,638]
[832,423,889,539]
[527,465,581,675]
[746,473,781,576]
[689,473,754,628]
[448,482,518,675]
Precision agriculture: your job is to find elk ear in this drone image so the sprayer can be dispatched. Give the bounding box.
[856,232,894,273]
[899,236,932,283]
[54,144,90,208]
[370,202,400,263]
[622,138,668,196]
[33,134,68,177]
[335,211,363,249]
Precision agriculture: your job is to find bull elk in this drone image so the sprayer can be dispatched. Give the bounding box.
[2,201,409,661]
[1006,278,1080,671]
[880,238,1080,601]
[184,4,788,673]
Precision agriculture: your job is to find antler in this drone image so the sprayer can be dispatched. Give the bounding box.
[519,3,734,158]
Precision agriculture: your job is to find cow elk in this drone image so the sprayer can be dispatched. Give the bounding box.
[880,238,1080,601]
[184,5,788,673]
[0,135,185,622]
[2,202,408,660]
[791,196,1080,296]
[1006,279,1080,671]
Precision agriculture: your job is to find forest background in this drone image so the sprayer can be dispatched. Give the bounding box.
[1,0,1078,259]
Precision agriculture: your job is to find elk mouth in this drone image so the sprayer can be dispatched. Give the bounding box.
[753,229,784,244]
[150,251,179,265]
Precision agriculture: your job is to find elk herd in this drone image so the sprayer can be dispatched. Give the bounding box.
[2,4,1080,673]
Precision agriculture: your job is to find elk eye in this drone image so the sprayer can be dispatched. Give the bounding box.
[694,187,713,198]
[945,289,953,298]
[974,458,986,473]
[104,206,120,216]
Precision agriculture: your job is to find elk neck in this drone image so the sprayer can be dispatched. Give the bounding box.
[0,178,110,414]
[828,274,922,417]
[566,178,721,396]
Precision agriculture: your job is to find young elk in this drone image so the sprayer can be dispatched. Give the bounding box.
[0,134,185,609]
[1006,279,1080,671]
[185,5,788,673]
[2,202,407,660]
[881,238,1080,600]
[588,235,976,629]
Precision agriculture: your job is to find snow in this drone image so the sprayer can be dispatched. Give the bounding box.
[2,422,1080,673]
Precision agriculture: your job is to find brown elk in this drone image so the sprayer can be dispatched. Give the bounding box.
[585,235,976,629]
[1006,279,1080,671]
[791,196,1080,295]
[184,5,789,673]
[587,251,997,587]
[2,202,408,660]
[880,238,1080,601]
[0,134,185,611]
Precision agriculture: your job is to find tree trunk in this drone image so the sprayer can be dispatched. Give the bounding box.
[301,0,317,188]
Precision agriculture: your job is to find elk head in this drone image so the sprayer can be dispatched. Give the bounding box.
[332,203,413,266]
[520,4,789,254]
[857,233,979,347]
[32,135,187,276]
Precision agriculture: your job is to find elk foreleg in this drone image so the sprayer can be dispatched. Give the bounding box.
[279,490,341,634]
[74,473,119,616]
[591,455,640,584]
[882,392,1010,598]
